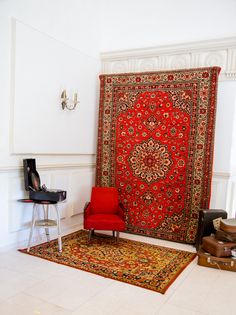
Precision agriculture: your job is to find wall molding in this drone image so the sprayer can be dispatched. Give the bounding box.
[101,37,236,80]
[0,162,95,173]
[0,164,229,179]
[213,172,231,179]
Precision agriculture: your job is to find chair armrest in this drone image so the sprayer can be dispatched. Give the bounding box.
[118,203,125,220]
[84,202,90,211]
[84,202,92,220]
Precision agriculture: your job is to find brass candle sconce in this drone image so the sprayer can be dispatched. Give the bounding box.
[61,90,79,110]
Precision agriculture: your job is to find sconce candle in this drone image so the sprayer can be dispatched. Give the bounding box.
[61,89,79,110]
[74,92,77,103]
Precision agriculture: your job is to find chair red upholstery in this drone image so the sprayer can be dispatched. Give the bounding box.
[84,187,125,242]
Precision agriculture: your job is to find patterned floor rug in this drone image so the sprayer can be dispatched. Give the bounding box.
[19,230,196,294]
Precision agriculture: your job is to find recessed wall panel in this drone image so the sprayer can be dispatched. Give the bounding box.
[12,20,100,154]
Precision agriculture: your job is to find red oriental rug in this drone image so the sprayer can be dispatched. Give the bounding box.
[19,230,196,294]
[96,67,221,243]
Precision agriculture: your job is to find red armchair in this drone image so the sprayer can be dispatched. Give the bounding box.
[84,187,125,242]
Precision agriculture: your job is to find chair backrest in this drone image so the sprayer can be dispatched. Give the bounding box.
[90,187,119,214]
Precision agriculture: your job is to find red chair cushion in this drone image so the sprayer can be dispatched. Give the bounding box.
[84,214,125,231]
[90,187,119,214]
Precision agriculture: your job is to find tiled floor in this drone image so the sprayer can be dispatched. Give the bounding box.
[0,229,236,315]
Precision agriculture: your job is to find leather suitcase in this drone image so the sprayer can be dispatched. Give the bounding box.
[195,209,227,250]
[215,229,236,242]
[201,236,236,257]
[220,219,236,233]
[197,249,236,271]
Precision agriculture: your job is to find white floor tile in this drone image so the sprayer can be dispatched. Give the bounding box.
[166,263,221,311]
[70,281,165,315]
[199,269,236,315]
[0,300,72,315]
[0,267,41,300]
[23,269,114,311]
[113,305,156,315]
[3,293,72,315]
[70,304,115,315]
[157,304,207,315]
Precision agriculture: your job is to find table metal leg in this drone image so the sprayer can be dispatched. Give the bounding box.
[55,204,62,252]
[43,204,50,242]
[27,203,37,252]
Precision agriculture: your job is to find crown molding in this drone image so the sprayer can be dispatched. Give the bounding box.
[101,37,236,80]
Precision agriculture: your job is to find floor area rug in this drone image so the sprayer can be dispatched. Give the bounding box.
[96,67,221,243]
[19,230,196,294]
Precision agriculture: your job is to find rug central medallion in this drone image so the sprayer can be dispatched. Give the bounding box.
[96,67,220,243]
[129,138,172,183]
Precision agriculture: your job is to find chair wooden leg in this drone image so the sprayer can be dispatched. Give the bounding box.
[88,229,93,243]
[112,231,115,237]
[116,231,120,243]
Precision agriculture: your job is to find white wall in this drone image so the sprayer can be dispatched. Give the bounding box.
[214,81,236,174]
[100,0,236,51]
[1,0,236,248]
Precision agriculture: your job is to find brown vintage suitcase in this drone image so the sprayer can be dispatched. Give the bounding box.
[220,219,236,233]
[215,229,236,242]
[201,236,236,257]
[197,249,236,271]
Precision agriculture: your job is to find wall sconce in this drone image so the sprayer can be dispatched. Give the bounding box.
[61,90,79,110]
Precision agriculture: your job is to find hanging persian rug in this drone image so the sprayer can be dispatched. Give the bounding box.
[96,67,221,243]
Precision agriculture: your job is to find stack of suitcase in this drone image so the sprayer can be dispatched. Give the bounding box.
[197,218,236,271]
